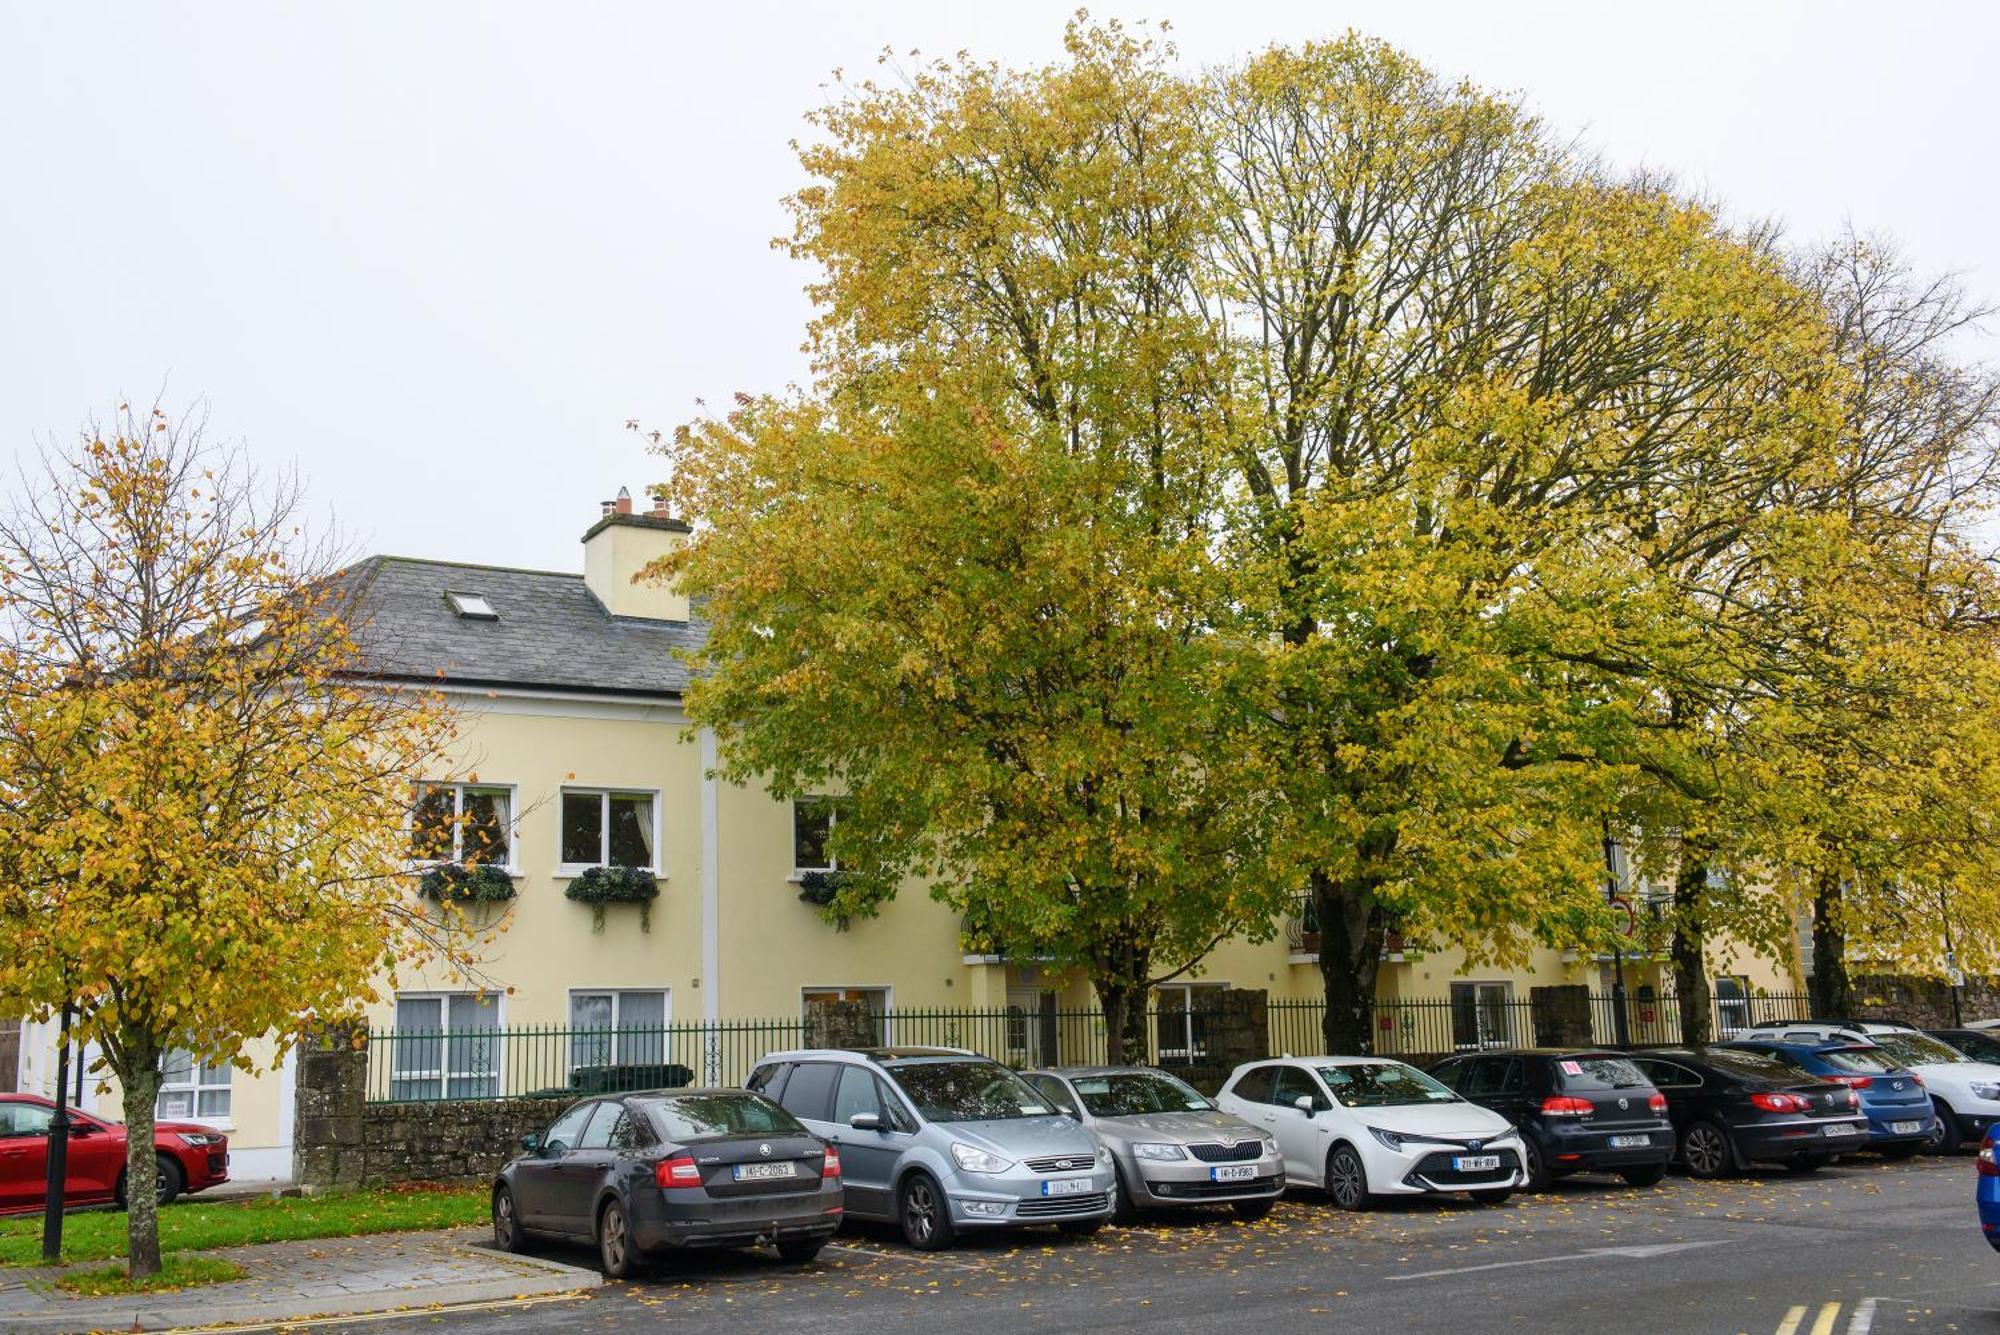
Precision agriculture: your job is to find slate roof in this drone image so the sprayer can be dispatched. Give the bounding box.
[337,556,707,698]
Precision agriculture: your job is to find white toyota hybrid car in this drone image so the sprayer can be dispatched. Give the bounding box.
[1732,1021,2000,1153]
[1216,1056,1524,1209]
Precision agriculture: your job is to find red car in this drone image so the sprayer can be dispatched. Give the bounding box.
[0,1093,229,1214]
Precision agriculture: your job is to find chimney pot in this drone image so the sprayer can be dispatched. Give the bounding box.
[613,486,633,516]
[600,499,615,517]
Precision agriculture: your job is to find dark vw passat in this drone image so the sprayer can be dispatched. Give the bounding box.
[1428,1050,1674,1189]
[492,1089,842,1278]
[1629,1047,1868,1178]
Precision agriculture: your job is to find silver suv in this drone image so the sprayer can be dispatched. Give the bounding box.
[747,1047,1114,1250]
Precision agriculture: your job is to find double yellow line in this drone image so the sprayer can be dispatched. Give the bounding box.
[1773,1298,1875,1335]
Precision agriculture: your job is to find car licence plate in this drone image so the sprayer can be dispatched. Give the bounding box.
[1821,1123,1860,1137]
[1608,1134,1651,1149]
[1041,1176,1093,1197]
[1452,1155,1502,1172]
[1890,1120,1923,1136]
[1210,1164,1258,1183]
[732,1161,797,1181]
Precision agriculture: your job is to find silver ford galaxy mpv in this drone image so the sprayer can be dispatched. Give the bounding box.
[747,1047,1115,1250]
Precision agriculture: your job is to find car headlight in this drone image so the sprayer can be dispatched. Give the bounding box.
[1368,1126,1411,1152]
[1969,1082,2000,1102]
[1097,1143,1113,1165]
[1486,1127,1520,1145]
[176,1133,223,1147]
[1132,1142,1186,1162]
[950,1142,1014,1174]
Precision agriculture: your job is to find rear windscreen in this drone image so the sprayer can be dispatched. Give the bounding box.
[643,1093,806,1142]
[1815,1048,1896,1075]
[1555,1056,1651,1091]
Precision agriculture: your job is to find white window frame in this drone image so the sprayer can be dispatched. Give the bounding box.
[790,797,849,876]
[556,787,663,876]
[410,781,519,872]
[388,991,505,1101]
[1449,980,1516,1051]
[156,1050,232,1127]
[1154,981,1227,1062]
[567,988,673,1070]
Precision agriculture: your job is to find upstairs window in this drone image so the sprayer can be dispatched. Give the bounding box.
[411,783,514,869]
[560,790,657,871]
[792,796,852,873]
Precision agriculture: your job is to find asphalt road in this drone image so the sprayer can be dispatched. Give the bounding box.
[275,1156,1997,1335]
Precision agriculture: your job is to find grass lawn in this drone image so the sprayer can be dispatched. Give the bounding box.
[0,1184,488,1267]
[54,1253,248,1295]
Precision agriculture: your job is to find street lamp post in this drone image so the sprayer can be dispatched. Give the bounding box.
[1603,832,1632,1049]
[40,1001,73,1264]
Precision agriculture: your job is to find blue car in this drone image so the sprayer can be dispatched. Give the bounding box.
[1724,1039,1935,1156]
[1980,1130,2000,1251]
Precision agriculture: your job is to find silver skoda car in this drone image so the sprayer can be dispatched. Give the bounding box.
[1025,1066,1283,1221]
[746,1047,1115,1250]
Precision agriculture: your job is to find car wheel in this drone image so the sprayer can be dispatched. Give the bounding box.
[1618,1164,1667,1188]
[898,1172,956,1252]
[1681,1120,1734,1180]
[1325,1145,1372,1212]
[1108,1162,1141,1225]
[1879,1141,1921,1161]
[1469,1188,1513,1206]
[1230,1198,1275,1223]
[775,1237,826,1265]
[1520,1138,1551,1192]
[1927,1099,1964,1155]
[596,1199,643,1280]
[153,1155,184,1207]
[1056,1219,1103,1238]
[492,1185,524,1253]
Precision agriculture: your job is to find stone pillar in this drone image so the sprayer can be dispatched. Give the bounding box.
[1530,985,1593,1047]
[293,1021,369,1192]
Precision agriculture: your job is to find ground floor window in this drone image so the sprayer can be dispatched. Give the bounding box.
[157,1050,231,1120]
[1154,983,1226,1064]
[569,989,669,1071]
[389,993,502,1101]
[1714,976,1750,1036]
[1449,981,1515,1050]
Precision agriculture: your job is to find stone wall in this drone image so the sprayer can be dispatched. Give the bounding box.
[1848,975,2000,1028]
[292,1022,367,1191]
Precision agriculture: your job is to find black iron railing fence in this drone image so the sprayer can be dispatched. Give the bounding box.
[366,991,1816,1103]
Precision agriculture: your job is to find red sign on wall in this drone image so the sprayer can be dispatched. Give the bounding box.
[1379,1015,1394,1031]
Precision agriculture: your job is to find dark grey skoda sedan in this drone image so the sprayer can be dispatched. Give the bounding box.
[491,1089,844,1277]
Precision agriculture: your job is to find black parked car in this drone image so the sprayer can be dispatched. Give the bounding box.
[1627,1047,1868,1178]
[1428,1049,1675,1190]
[492,1089,843,1278]
[1932,1030,2000,1065]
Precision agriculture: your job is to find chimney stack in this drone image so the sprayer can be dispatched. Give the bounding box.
[583,484,691,621]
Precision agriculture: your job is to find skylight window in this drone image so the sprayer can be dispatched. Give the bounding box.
[446,592,498,621]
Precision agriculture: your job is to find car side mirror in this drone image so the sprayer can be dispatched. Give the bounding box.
[848,1112,883,1132]
[68,1122,95,1138]
[520,1132,542,1154]
[1293,1095,1317,1116]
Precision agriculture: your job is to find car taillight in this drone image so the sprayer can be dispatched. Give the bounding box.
[1540,1096,1594,1117]
[1647,1093,1668,1114]
[1827,1075,1873,1090]
[822,1147,842,1179]
[1978,1142,1999,1177]
[1750,1093,1810,1114]
[655,1154,703,1189]
[1912,1073,1925,1088]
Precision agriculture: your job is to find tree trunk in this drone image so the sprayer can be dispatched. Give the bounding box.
[115,1042,164,1279]
[1672,854,1712,1046]
[1809,870,1852,1019]
[1094,976,1152,1066]
[1314,871,1386,1055]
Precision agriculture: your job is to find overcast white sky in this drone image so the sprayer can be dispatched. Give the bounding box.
[3,2,1994,574]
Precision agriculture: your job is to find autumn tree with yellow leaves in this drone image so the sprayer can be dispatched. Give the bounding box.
[0,405,468,1278]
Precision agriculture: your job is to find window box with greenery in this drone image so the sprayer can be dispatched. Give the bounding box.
[418,862,517,905]
[565,865,660,931]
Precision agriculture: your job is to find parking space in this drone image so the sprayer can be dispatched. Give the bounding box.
[360,1156,1996,1335]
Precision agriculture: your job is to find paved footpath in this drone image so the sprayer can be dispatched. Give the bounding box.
[0,1226,600,1334]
